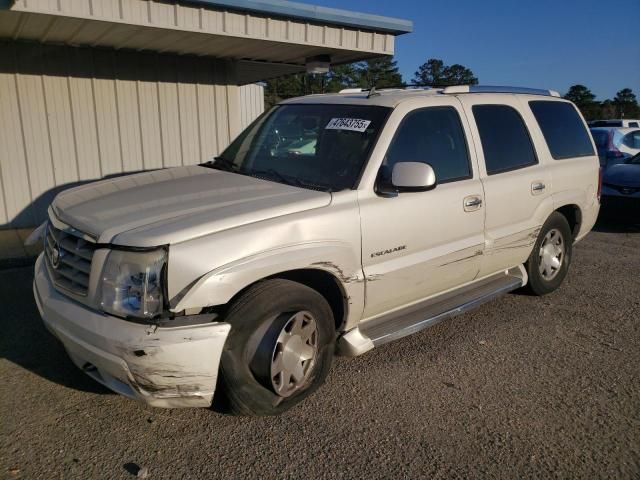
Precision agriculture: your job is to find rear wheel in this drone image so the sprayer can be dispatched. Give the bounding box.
[218,279,335,416]
[525,212,573,296]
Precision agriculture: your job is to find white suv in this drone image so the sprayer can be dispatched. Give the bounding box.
[33,85,601,415]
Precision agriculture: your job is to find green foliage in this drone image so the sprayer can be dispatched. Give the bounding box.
[613,88,640,118]
[263,60,638,123]
[265,57,402,105]
[564,85,600,120]
[564,85,640,121]
[412,58,478,86]
[263,56,403,108]
[355,57,404,88]
[564,84,596,105]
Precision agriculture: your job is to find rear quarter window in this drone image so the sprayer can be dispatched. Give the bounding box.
[529,101,595,159]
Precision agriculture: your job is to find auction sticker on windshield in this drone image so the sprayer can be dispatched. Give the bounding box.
[325,118,372,132]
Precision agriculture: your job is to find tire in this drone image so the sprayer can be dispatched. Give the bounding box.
[218,279,335,416]
[525,212,573,296]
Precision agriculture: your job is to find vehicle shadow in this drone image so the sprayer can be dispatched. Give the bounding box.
[0,266,112,395]
[592,203,640,234]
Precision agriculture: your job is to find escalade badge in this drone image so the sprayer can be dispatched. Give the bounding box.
[371,245,406,258]
[51,240,62,269]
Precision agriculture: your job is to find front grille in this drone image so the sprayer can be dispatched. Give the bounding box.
[44,223,97,296]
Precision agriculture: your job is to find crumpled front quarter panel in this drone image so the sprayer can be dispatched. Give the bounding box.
[167,191,365,329]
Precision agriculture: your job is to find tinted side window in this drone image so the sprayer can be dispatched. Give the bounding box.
[383,107,471,183]
[529,101,595,159]
[629,122,639,128]
[622,130,640,149]
[472,105,537,175]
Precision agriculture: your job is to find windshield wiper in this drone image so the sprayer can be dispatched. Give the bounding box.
[250,168,292,184]
[201,156,242,173]
[250,169,331,192]
[202,161,331,192]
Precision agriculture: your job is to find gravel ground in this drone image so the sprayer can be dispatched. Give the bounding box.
[1,212,639,479]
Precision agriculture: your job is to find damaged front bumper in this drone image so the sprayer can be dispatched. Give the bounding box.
[33,254,230,408]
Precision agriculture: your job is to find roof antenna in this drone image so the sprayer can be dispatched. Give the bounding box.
[367,85,379,99]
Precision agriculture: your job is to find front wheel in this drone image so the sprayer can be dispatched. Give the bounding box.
[218,279,335,416]
[525,212,573,296]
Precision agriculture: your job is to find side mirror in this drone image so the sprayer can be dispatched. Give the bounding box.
[392,162,437,191]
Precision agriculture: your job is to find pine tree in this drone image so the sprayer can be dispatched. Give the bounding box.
[412,58,478,86]
[355,57,403,88]
[613,88,640,118]
[564,85,600,120]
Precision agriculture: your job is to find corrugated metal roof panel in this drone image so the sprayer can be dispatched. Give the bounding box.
[181,0,412,34]
[0,0,402,69]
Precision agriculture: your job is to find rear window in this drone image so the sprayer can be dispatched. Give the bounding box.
[622,130,640,149]
[529,101,595,159]
[472,104,538,175]
[591,120,622,127]
[629,122,639,128]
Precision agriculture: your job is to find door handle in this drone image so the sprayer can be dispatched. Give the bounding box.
[463,196,483,212]
[531,182,546,194]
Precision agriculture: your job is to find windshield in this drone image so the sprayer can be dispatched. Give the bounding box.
[204,104,390,191]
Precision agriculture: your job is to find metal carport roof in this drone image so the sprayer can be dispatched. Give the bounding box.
[183,0,413,34]
[0,0,412,84]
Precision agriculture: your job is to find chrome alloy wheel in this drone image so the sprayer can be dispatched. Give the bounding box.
[538,228,565,281]
[270,311,318,397]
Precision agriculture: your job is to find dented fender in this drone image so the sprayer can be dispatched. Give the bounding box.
[171,241,365,330]
[166,191,365,330]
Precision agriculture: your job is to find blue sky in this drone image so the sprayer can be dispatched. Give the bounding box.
[315,0,640,100]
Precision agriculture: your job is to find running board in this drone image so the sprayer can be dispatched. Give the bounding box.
[337,266,526,356]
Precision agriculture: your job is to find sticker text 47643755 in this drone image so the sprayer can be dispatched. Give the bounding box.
[325,118,372,133]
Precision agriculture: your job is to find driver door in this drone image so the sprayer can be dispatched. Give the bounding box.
[358,100,485,319]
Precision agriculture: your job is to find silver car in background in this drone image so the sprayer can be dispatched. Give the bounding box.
[590,127,640,167]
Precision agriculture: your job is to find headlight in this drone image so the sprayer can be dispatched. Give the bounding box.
[100,248,167,320]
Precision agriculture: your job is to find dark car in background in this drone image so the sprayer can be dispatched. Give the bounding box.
[601,152,640,210]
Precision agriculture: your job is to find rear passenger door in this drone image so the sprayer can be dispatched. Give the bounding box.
[459,96,552,277]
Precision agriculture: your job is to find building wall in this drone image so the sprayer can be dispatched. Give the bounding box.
[0,41,264,228]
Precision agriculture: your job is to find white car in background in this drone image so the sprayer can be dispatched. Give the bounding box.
[589,119,640,128]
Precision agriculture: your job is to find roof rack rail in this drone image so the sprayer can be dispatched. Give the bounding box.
[442,85,561,97]
[338,85,435,94]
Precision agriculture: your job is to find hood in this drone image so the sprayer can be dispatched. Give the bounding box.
[603,163,640,188]
[52,166,331,247]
